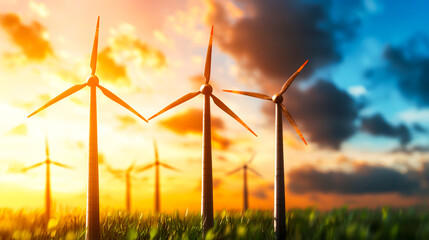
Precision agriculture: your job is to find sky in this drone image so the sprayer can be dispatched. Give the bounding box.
[1,0,429,213]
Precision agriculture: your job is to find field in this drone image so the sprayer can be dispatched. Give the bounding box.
[2,207,429,239]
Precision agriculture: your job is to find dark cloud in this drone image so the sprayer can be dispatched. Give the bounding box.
[97,47,129,85]
[159,108,231,150]
[251,183,274,200]
[365,34,429,106]
[413,123,427,133]
[263,80,359,149]
[288,163,423,196]
[206,0,360,83]
[0,13,53,60]
[361,114,411,147]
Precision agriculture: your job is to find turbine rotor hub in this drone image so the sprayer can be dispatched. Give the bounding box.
[272,94,283,103]
[87,75,99,87]
[200,84,213,94]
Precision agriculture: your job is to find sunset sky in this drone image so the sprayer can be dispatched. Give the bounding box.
[1,0,429,213]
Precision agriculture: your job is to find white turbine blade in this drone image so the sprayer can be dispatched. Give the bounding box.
[148,91,201,120]
[21,161,45,172]
[97,84,148,122]
[204,25,214,84]
[248,167,263,178]
[225,166,242,176]
[211,94,257,136]
[280,103,307,145]
[51,161,73,169]
[153,140,159,163]
[222,90,271,100]
[28,83,87,118]
[135,163,155,173]
[106,165,124,179]
[90,16,100,75]
[160,162,180,172]
[279,60,308,95]
[127,160,137,172]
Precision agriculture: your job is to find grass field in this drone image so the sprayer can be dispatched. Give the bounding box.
[2,207,429,239]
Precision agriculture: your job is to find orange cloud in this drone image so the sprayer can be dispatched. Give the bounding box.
[0,13,52,60]
[158,108,231,150]
[97,47,128,85]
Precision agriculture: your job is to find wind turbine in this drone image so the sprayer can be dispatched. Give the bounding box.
[105,161,139,212]
[27,17,147,240]
[21,136,73,221]
[135,140,180,214]
[148,26,256,235]
[225,153,262,212]
[223,60,308,240]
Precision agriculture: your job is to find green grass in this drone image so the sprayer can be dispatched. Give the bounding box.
[2,206,429,239]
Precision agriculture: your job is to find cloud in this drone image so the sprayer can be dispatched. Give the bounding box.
[263,80,359,149]
[250,183,274,200]
[413,123,427,133]
[97,47,128,85]
[365,34,429,106]
[361,114,411,147]
[288,163,422,196]
[116,115,138,129]
[0,13,53,60]
[6,124,27,136]
[28,1,49,18]
[159,108,231,149]
[205,0,360,82]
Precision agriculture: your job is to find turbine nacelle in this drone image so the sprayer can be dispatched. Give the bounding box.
[200,84,213,95]
[87,75,99,86]
[272,94,283,103]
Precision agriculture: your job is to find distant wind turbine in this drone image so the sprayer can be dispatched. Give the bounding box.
[136,140,180,213]
[223,60,308,240]
[148,26,256,235]
[105,161,141,212]
[21,136,73,221]
[27,17,147,240]
[225,153,262,212]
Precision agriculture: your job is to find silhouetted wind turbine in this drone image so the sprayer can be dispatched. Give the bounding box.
[148,26,256,235]
[136,140,180,214]
[225,153,262,212]
[105,161,139,212]
[223,60,308,240]
[21,136,73,221]
[27,17,147,240]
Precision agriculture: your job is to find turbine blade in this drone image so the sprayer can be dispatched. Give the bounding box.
[97,85,148,122]
[28,83,87,118]
[246,152,257,165]
[45,135,49,159]
[160,162,180,172]
[223,90,271,100]
[211,94,257,137]
[248,167,263,178]
[21,161,45,172]
[280,103,307,145]
[279,60,308,95]
[51,161,73,169]
[225,166,242,176]
[204,25,214,84]
[90,16,100,75]
[135,163,155,173]
[148,91,201,120]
